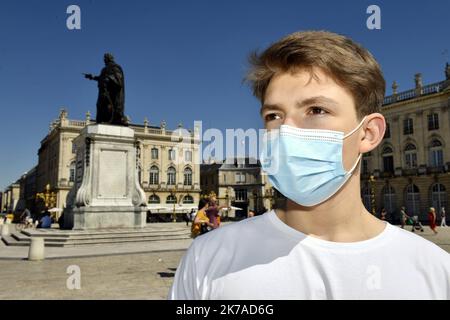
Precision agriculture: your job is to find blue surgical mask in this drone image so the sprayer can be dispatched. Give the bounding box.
[260,117,366,207]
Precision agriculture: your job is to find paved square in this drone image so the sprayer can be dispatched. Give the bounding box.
[0,225,448,299]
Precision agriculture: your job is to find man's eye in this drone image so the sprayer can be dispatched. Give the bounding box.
[308,106,327,115]
[264,113,281,122]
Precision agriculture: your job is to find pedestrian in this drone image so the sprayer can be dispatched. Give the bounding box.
[400,206,410,229]
[183,211,190,227]
[428,207,438,235]
[247,210,255,218]
[191,198,214,239]
[440,207,447,227]
[205,195,226,229]
[190,208,196,222]
[380,208,387,221]
[37,209,52,229]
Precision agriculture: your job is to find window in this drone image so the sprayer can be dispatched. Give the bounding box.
[223,174,226,183]
[235,173,246,183]
[384,123,390,139]
[166,195,177,204]
[151,148,159,160]
[428,113,439,131]
[185,150,192,162]
[167,167,176,185]
[382,185,396,215]
[149,166,159,185]
[403,118,414,135]
[405,184,420,216]
[184,167,192,186]
[71,141,76,154]
[430,183,447,212]
[69,162,76,182]
[148,194,160,204]
[168,149,176,161]
[382,147,394,173]
[404,144,417,169]
[235,189,247,201]
[429,139,444,167]
[183,195,194,204]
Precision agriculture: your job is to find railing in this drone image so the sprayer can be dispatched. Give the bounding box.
[383,80,446,106]
[68,120,87,127]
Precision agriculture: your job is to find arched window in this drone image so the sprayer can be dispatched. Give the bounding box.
[167,167,176,185]
[405,184,420,216]
[184,167,192,186]
[382,184,396,215]
[148,194,160,204]
[149,166,159,185]
[69,162,76,182]
[166,195,177,204]
[404,143,417,169]
[183,195,194,204]
[429,139,444,167]
[430,183,447,212]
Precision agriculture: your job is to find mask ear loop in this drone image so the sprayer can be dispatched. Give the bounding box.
[343,116,367,139]
[343,116,367,175]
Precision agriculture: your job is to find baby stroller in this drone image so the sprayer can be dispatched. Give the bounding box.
[410,215,424,232]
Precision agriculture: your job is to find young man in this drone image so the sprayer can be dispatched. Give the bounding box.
[169,31,450,300]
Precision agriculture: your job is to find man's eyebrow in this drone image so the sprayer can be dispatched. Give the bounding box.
[260,103,284,116]
[296,96,340,108]
[260,96,339,115]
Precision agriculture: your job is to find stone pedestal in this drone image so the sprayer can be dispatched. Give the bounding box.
[63,124,147,230]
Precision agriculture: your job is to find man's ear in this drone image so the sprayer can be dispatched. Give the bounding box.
[359,113,386,154]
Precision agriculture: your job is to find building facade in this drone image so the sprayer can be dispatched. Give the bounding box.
[361,66,450,222]
[201,158,274,218]
[8,109,201,215]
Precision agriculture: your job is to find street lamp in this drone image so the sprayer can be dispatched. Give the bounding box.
[369,175,376,215]
[36,184,57,209]
[170,188,177,222]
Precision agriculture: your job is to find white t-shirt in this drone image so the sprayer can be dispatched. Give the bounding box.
[168,210,450,300]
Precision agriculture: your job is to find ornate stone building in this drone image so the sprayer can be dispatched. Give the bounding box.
[200,157,274,218]
[9,109,201,215]
[361,65,450,221]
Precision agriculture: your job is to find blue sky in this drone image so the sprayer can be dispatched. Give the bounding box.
[0,0,449,190]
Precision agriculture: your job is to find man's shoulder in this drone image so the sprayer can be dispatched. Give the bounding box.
[192,213,269,251]
[391,224,450,262]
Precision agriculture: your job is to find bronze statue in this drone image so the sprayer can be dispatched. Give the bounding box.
[84,53,127,125]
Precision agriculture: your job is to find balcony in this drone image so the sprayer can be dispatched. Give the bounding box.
[380,171,394,178]
[427,166,445,174]
[402,168,418,176]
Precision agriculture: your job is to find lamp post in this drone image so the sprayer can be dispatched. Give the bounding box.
[36,184,57,209]
[170,188,177,222]
[369,175,376,216]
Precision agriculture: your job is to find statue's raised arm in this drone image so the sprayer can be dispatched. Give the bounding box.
[83,53,127,126]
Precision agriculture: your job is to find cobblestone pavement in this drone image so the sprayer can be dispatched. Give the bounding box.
[0,225,449,300]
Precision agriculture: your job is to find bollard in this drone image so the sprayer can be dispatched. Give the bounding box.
[28,237,45,261]
[0,224,9,237]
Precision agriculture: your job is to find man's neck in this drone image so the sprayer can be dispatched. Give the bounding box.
[274,174,386,242]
